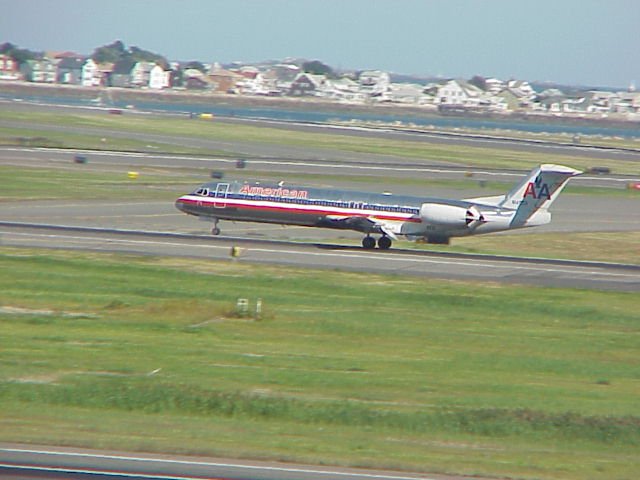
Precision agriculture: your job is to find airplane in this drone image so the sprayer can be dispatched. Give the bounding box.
[175,164,581,249]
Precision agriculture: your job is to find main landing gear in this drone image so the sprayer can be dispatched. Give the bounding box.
[362,235,392,250]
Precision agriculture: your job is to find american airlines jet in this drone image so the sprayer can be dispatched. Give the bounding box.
[175,164,581,249]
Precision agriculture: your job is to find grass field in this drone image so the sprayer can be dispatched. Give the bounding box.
[0,165,192,201]
[1,108,639,175]
[0,248,639,479]
[1,105,639,479]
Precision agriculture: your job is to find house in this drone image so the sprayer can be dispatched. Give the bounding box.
[561,91,615,114]
[267,64,300,83]
[494,88,522,111]
[184,76,209,90]
[0,54,20,80]
[80,59,113,87]
[183,68,211,90]
[613,92,640,114]
[149,64,171,89]
[56,57,85,84]
[81,58,101,86]
[208,65,243,93]
[484,77,506,94]
[434,79,484,106]
[288,73,327,96]
[507,79,536,99]
[21,58,56,83]
[321,77,365,103]
[110,59,136,88]
[534,95,567,113]
[131,61,156,87]
[358,70,390,97]
[384,83,425,104]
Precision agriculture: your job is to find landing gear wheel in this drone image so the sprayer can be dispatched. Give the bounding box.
[211,227,221,236]
[362,236,376,249]
[377,236,392,250]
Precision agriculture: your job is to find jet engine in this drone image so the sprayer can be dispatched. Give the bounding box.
[420,203,485,229]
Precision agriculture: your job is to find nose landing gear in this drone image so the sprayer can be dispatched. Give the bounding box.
[211,218,221,236]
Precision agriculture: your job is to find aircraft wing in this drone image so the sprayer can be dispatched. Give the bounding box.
[324,215,400,239]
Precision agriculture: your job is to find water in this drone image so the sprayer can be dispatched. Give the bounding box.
[3,90,639,138]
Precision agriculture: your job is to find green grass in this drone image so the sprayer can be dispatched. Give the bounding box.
[0,249,639,479]
[1,108,638,174]
[0,165,194,201]
[0,124,232,156]
[417,231,640,265]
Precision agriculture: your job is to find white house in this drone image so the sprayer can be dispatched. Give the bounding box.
[321,77,366,103]
[81,58,99,86]
[149,64,170,89]
[131,61,156,87]
[384,83,425,104]
[507,80,536,99]
[435,79,484,106]
[358,70,390,97]
[484,77,506,94]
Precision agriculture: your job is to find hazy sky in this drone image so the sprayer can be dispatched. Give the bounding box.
[2,0,638,88]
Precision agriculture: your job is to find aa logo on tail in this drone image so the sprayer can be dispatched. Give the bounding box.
[523,176,551,200]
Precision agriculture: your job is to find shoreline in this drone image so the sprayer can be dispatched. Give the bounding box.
[1,81,639,130]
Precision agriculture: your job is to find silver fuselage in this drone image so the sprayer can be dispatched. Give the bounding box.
[175,180,508,238]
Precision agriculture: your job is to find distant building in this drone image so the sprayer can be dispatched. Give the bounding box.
[81,59,99,86]
[0,54,20,80]
[484,77,505,94]
[21,58,57,83]
[434,79,484,106]
[358,70,390,97]
[110,59,136,88]
[131,61,156,87]
[208,65,243,93]
[289,73,327,96]
[507,79,536,99]
[56,57,85,85]
[384,83,425,104]
[149,64,171,89]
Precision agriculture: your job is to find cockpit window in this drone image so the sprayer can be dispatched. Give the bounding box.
[194,188,210,196]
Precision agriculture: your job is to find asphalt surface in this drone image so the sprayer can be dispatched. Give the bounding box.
[1,223,638,291]
[0,445,473,480]
[2,144,638,189]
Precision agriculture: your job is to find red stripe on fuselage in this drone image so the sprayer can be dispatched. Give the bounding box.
[177,197,422,223]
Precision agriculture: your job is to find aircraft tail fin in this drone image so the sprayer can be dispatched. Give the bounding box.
[501,164,581,227]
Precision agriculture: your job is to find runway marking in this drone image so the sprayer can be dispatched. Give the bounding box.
[0,448,434,479]
[0,463,215,480]
[3,231,639,281]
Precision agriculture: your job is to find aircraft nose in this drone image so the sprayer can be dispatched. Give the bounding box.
[175,197,188,213]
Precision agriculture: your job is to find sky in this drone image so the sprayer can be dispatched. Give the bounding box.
[1,0,638,89]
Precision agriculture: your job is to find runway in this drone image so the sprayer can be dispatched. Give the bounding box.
[0,445,461,480]
[1,222,638,291]
[2,145,637,189]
